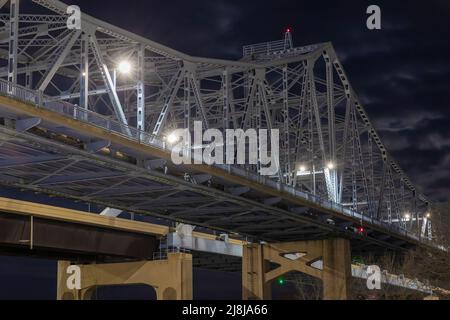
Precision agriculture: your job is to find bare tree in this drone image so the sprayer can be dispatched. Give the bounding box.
[358,200,450,299]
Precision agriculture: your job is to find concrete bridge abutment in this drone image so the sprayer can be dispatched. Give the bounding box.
[57,252,193,300]
[242,238,351,300]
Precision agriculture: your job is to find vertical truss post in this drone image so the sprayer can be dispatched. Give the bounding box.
[352,107,370,216]
[427,219,432,240]
[255,80,262,130]
[420,216,427,238]
[256,70,272,130]
[387,168,401,225]
[401,181,408,229]
[338,97,352,203]
[325,53,338,202]
[325,55,336,162]
[25,68,33,89]
[414,191,420,238]
[80,32,90,110]
[282,65,291,184]
[293,63,308,187]
[368,134,375,218]
[183,72,191,132]
[376,162,387,220]
[350,107,358,211]
[256,69,280,179]
[8,0,19,92]
[333,57,353,204]
[241,70,257,130]
[222,68,230,130]
[136,44,145,133]
[189,71,209,129]
[386,168,393,223]
[255,77,263,175]
[308,82,315,195]
[308,59,329,198]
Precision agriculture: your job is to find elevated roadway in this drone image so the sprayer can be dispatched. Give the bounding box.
[0,91,426,253]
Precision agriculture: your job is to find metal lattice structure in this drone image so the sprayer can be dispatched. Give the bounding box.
[0,0,434,251]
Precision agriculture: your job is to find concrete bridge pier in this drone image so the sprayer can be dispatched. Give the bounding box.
[242,238,351,300]
[57,252,193,300]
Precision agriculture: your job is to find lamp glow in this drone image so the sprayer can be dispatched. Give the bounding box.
[117,60,132,74]
[326,162,335,170]
[167,133,179,144]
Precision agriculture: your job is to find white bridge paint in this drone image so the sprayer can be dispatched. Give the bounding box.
[168,224,243,257]
[100,207,122,217]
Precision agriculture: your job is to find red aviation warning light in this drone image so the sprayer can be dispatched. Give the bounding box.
[357,226,366,234]
[284,27,293,50]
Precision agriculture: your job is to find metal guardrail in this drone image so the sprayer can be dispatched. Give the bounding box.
[243,41,322,58]
[0,78,429,245]
[243,39,286,57]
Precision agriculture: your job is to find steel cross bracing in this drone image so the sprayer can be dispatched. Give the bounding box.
[0,0,434,250]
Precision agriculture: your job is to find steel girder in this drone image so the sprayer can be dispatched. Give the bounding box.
[0,125,421,251]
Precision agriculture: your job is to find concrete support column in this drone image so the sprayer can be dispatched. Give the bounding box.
[57,261,75,300]
[242,244,272,300]
[322,238,351,300]
[242,238,351,300]
[57,253,192,300]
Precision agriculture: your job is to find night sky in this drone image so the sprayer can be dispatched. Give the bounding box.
[0,0,449,299]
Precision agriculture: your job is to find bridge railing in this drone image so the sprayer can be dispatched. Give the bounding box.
[242,41,323,58]
[0,78,426,244]
[243,39,286,57]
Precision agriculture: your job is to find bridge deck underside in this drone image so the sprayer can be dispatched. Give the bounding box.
[0,116,416,252]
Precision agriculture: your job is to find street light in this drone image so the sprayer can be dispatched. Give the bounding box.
[117,60,132,75]
[167,132,179,144]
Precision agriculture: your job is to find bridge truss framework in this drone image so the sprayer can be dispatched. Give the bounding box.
[0,0,434,251]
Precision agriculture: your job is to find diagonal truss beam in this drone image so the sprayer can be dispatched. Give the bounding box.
[37,30,81,92]
[90,34,130,130]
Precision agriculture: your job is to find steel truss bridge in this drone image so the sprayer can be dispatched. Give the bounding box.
[0,0,435,254]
